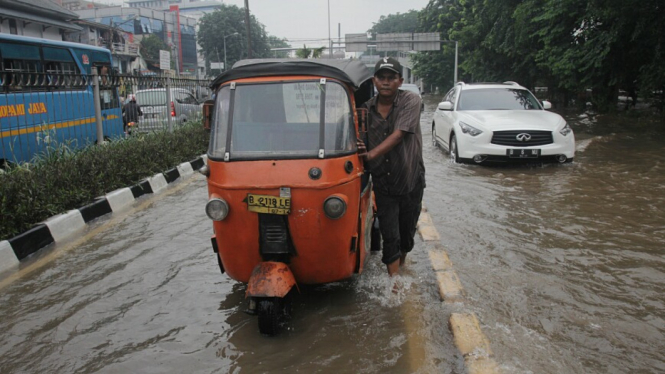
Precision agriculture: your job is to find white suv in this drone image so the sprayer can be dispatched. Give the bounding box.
[432,82,575,164]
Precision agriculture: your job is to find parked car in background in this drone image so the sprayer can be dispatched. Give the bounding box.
[134,88,202,132]
[399,83,424,111]
[431,81,575,164]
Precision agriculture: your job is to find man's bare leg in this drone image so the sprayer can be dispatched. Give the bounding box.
[399,252,407,266]
[387,259,400,276]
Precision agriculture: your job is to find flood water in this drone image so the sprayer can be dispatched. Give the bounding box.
[420,97,665,373]
[0,165,457,373]
[0,97,663,373]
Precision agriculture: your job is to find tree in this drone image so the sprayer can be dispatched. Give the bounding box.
[140,34,171,69]
[311,47,326,58]
[295,45,312,58]
[268,36,291,58]
[295,45,326,59]
[197,4,272,72]
[368,10,420,35]
[366,10,421,58]
[413,0,665,113]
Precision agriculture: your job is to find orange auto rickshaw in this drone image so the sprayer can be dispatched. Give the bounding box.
[201,59,378,335]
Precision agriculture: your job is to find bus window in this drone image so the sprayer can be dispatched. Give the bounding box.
[43,47,79,88]
[0,43,41,90]
[0,42,41,73]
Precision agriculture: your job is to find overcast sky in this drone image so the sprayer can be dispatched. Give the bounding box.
[215,0,431,47]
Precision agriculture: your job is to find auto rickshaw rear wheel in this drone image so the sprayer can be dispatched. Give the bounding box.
[257,297,289,336]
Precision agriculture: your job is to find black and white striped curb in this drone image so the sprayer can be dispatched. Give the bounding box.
[0,155,207,274]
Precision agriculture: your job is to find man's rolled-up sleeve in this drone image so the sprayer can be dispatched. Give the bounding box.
[395,93,421,134]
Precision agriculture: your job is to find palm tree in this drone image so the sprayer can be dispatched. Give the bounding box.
[311,47,326,58]
[296,45,312,59]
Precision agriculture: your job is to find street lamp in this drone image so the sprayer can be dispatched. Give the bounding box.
[224,32,240,71]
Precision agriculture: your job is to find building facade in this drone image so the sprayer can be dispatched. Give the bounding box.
[0,0,82,40]
[75,6,199,76]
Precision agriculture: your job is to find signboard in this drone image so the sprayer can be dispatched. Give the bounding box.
[413,33,441,51]
[377,33,412,51]
[210,62,224,70]
[345,33,368,52]
[159,50,170,70]
[376,33,441,52]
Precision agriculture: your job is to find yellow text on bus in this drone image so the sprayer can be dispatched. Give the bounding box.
[0,103,48,118]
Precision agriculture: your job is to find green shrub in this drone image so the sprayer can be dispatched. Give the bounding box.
[0,122,209,241]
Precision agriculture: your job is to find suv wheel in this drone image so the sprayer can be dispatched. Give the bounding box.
[450,134,459,163]
[432,125,438,148]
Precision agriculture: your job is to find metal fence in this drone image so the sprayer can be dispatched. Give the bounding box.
[116,74,212,133]
[0,69,211,165]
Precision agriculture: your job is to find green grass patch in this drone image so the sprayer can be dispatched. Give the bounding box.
[0,122,209,241]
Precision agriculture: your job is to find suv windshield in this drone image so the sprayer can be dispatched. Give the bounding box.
[209,81,355,160]
[458,88,542,110]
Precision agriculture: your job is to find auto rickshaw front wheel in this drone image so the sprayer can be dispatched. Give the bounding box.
[257,296,290,336]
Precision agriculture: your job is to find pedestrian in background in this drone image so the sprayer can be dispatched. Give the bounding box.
[122,94,142,136]
[357,57,425,277]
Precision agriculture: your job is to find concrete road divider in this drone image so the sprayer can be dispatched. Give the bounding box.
[418,206,500,374]
[449,313,499,374]
[44,209,86,243]
[0,156,208,276]
[435,270,464,302]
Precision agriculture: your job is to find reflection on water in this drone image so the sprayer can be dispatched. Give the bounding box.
[421,101,665,373]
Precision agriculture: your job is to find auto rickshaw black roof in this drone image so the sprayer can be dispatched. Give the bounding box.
[210,58,374,91]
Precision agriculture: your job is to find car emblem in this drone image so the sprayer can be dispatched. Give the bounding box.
[516,133,531,142]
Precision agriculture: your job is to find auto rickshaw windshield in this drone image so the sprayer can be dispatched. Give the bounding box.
[208,80,356,160]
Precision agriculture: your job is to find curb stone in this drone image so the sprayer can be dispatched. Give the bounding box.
[0,155,207,274]
[418,207,500,374]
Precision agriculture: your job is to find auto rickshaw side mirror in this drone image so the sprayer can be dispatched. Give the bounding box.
[356,108,369,133]
[202,99,215,131]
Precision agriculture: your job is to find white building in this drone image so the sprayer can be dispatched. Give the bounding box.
[0,0,83,40]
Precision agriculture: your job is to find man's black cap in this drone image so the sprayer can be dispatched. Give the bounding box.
[374,57,402,76]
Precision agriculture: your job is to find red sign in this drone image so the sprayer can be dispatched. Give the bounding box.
[82,54,89,65]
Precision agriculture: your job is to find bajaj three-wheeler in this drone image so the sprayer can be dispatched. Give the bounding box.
[201,59,378,335]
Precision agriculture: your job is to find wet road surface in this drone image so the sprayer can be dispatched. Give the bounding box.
[0,172,457,373]
[1,96,663,373]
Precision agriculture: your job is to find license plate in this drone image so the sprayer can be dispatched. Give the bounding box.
[507,149,540,158]
[247,194,291,215]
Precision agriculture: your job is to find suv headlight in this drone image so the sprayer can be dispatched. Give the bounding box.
[559,123,573,136]
[459,121,483,136]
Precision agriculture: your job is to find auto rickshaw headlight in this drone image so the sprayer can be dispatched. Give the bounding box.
[323,194,347,220]
[206,198,229,221]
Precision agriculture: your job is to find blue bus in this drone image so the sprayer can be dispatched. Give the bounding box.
[0,34,123,166]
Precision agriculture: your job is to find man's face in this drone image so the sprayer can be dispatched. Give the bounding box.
[373,70,403,98]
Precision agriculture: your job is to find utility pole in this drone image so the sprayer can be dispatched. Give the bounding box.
[244,0,252,58]
[327,0,331,58]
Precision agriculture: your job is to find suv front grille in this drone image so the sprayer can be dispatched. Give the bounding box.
[491,130,553,146]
